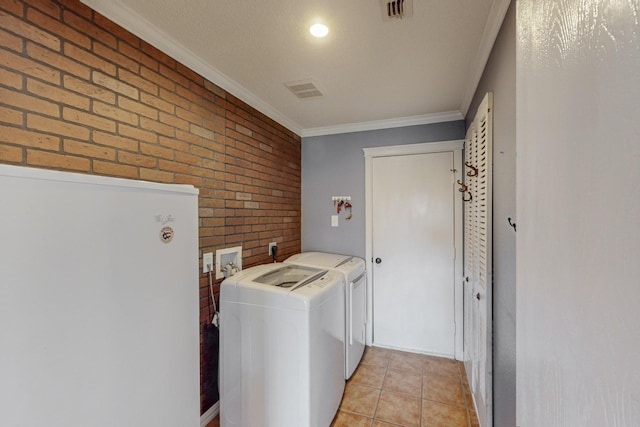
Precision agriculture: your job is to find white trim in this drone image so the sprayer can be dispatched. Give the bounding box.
[459,0,511,117]
[79,0,303,136]
[302,111,463,138]
[363,140,464,158]
[363,140,464,360]
[200,401,219,427]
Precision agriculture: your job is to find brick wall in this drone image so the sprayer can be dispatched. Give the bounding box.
[0,0,302,413]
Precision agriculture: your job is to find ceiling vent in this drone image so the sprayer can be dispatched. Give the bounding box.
[284,79,323,99]
[381,0,413,21]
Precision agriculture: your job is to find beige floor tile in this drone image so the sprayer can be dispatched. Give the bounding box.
[382,368,422,397]
[362,346,391,368]
[372,421,401,427]
[423,356,460,379]
[422,399,469,427]
[374,390,421,427]
[350,363,387,389]
[388,351,424,374]
[423,372,465,407]
[331,410,373,427]
[340,383,381,417]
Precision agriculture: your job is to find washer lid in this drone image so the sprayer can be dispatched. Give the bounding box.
[253,265,326,290]
[285,252,365,282]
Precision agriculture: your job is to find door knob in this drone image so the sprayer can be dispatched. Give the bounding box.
[475,292,480,300]
[375,257,382,264]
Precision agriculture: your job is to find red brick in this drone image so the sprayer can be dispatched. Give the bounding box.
[0,142,23,162]
[140,116,174,137]
[203,80,225,98]
[24,0,60,18]
[176,84,203,106]
[27,78,89,110]
[93,13,139,48]
[92,101,138,126]
[141,41,174,69]
[92,71,138,99]
[63,75,115,104]
[0,123,59,150]
[27,42,90,79]
[0,28,22,51]
[0,67,22,89]
[1,0,24,17]
[175,151,200,166]
[118,40,157,71]
[158,136,189,153]
[63,10,116,49]
[140,66,174,92]
[63,139,115,160]
[175,173,202,187]
[159,87,189,110]
[0,105,23,125]
[93,160,137,179]
[27,113,89,140]
[3,11,60,52]
[118,68,157,95]
[140,92,174,114]
[117,151,157,168]
[118,96,158,120]
[0,48,60,84]
[92,131,138,151]
[118,123,157,144]
[159,111,189,131]
[139,167,173,183]
[158,158,189,174]
[27,148,89,171]
[176,106,202,125]
[64,43,116,75]
[0,86,59,117]
[139,141,173,160]
[57,0,92,20]
[63,107,115,132]
[159,63,190,89]
[93,42,139,73]
[190,124,214,140]
[26,7,89,49]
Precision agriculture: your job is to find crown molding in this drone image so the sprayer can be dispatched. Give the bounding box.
[301,110,464,138]
[80,0,304,136]
[459,0,511,118]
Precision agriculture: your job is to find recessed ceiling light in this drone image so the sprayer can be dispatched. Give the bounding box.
[309,23,329,38]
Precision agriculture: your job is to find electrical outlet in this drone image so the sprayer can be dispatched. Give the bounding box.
[268,242,277,256]
[203,252,213,273]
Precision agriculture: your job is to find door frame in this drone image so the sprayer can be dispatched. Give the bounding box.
[363,140,464,360]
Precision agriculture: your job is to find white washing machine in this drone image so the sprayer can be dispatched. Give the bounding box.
[285,252,366,379]
[219,263,346,427]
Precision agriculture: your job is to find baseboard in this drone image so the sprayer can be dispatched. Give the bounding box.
[200,401,220,427]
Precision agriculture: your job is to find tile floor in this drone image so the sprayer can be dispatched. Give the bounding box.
[206,346,479,427]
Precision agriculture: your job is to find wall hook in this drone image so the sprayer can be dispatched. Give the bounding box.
[462,191,472,202]
[457,180,468,193]
[508,217,517,232]
[465,162,479,177]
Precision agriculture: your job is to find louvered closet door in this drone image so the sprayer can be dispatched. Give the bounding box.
[463,92,493,427]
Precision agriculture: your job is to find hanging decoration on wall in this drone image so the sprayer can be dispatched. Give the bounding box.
[332,196,353,220]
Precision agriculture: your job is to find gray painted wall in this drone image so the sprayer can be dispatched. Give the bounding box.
[465,4,516,427]
[301,121,464,258]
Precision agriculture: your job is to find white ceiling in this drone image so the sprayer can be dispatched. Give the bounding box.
[81,0,510,137]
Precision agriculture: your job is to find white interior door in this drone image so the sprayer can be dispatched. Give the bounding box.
[463,92,493,427]
[371,151,456,357]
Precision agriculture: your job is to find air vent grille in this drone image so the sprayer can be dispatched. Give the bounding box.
[381,0,413,21]
[284,79,323,99]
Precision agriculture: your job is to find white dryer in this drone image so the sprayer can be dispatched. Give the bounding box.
[219,263,345,427]
[285,252,366,379]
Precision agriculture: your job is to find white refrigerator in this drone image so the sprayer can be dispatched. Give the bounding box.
[0,165,200,427]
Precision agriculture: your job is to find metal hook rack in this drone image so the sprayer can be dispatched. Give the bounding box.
[465,162,479,177]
